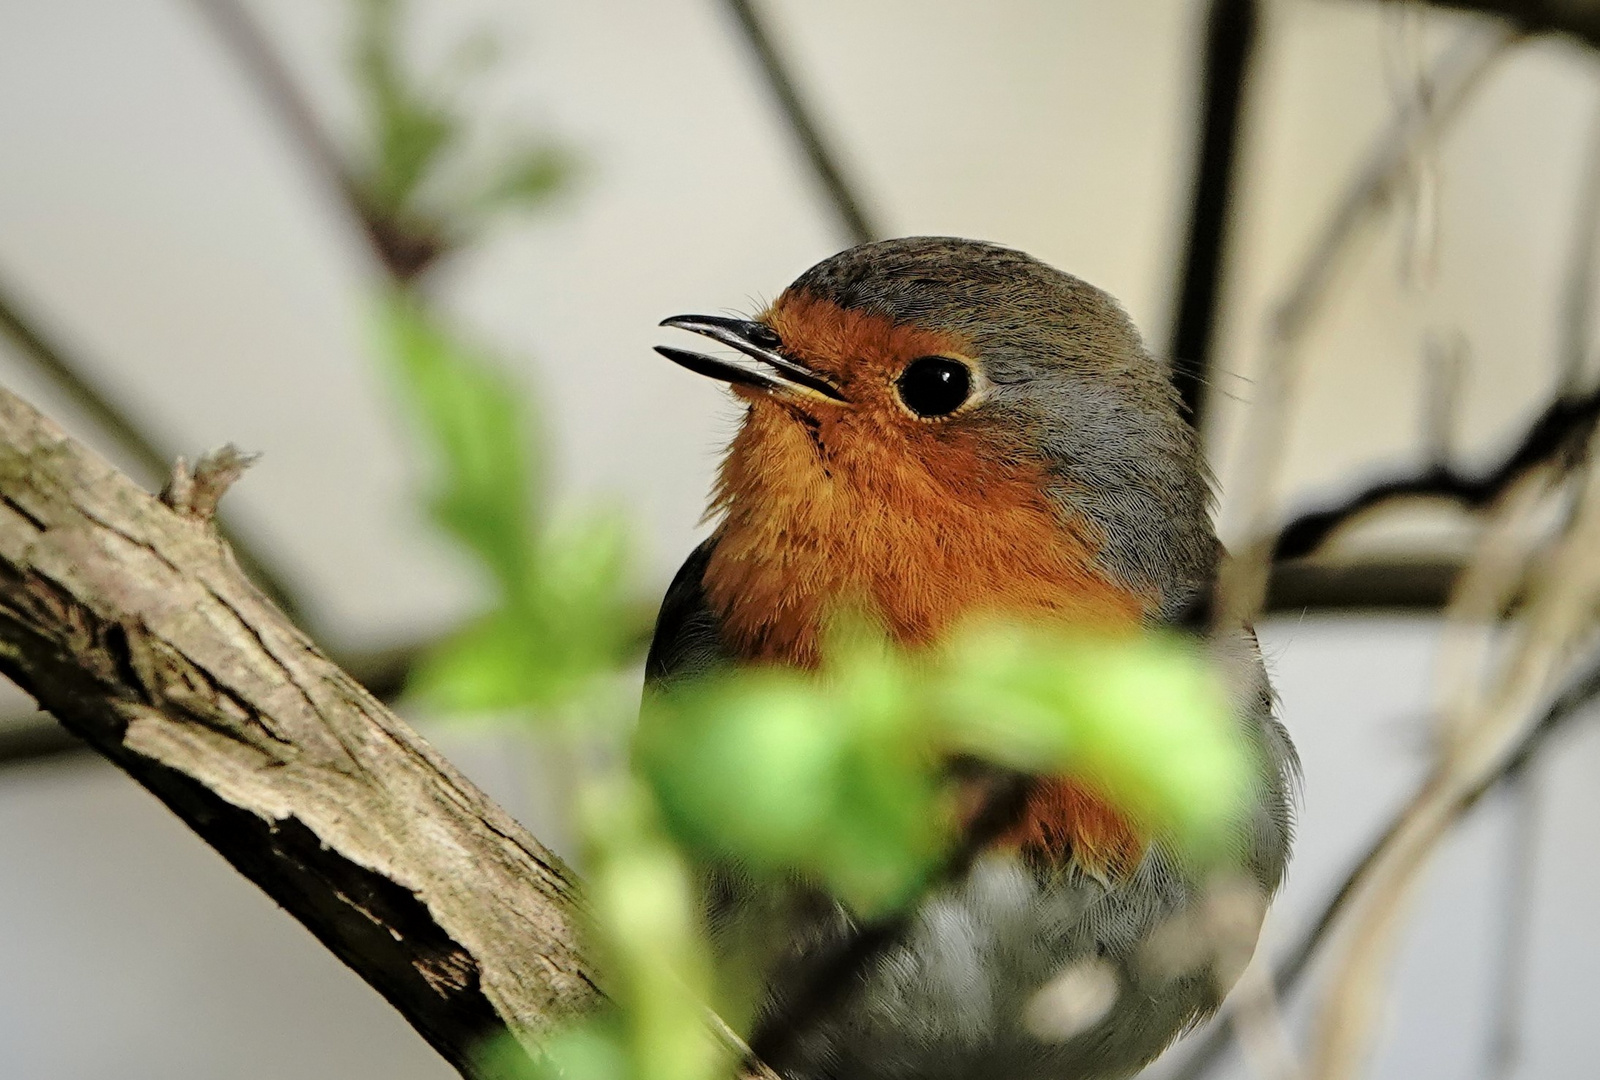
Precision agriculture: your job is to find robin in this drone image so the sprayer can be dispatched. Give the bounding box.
[646,237,1296,1080]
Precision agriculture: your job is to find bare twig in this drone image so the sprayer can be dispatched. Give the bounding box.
[0,712,84,765]
[0,270,306,624]
[1482,765,1541,1080]
[1215,25,1517,628]
[0,276,169,479]
[187,0,357,214]
[1420,331,1467,469]
[1272,375,1600,562]
[1309,434,1600,1080]
[1557,101,1600,392]
[1228,947,1304,1080]
[0,382,607,1076]
[1164,646,1600,1080]
[1386,0,1600,49]
[187,0,444,281]
[161,444,262,520]
[719,0,880,246]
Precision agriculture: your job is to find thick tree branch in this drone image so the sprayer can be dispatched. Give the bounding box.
[0,383,602,1077]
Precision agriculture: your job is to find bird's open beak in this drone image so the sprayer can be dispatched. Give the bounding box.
[656,315,847,403]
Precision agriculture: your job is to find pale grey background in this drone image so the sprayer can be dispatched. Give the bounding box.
[1,1,1597,1077]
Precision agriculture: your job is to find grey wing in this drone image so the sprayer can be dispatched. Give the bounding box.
[646,537,734,687]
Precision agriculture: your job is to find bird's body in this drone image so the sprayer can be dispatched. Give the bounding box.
[646,238,1296,1080]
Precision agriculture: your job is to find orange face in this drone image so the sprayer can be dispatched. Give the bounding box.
[702,289,1150,667]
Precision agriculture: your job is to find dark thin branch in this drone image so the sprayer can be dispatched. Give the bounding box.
[1169,0,1260,429]
[0,712,84,766]
[188,0,357,212]
[0,271,306,624]
[187,0,444,281]
[0,280,168,478]
[1273,378,1600,561]
[720,0,880,247]
[1264,555,1463,612]
[1164,649,1600,1080]
[1388,0,1600,49]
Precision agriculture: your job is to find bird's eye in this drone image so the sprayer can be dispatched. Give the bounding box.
[896,356,972,418]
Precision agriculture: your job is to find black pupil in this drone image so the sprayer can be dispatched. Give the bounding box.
[896,356,971,417]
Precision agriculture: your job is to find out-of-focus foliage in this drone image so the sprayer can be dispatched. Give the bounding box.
[936,623,1252,855]
[351,0,574,265]
[383,296,634,713]
[383,295,722,1080]
[640,620,1253,917]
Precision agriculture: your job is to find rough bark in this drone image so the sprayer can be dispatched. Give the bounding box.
[0,383,603,1078]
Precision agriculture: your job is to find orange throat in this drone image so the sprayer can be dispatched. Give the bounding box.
[703,400,1147,665]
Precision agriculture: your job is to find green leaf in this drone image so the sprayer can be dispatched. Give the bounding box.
[638,659,950,917]
[478,143,573,213]
[381,295,537,598]
[937,624,1254,855]
[580,779,725,1080]
[352,0,461,217]
[406,525,634,714]
[639,620,1257,920]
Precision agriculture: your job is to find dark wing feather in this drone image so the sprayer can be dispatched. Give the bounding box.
[645,537,733,687]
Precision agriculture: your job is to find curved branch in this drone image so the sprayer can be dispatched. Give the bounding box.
[1273,380,1600,561]
[1393,0,1600,49]
[0,384,602,1076]
[1163,647,1600,1080]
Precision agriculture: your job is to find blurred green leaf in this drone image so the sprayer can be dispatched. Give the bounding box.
[641,620,1256,917]
[936,624,1254,856]
[639,655,950,917]
[478,144,574,214]
[349,0,572,249]
[353,0,460,220]
[382,297,636,715]
[581,779,725,1080]
[382,294,535,597]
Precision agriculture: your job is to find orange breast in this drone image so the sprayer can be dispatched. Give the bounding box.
[705,403,1147,665]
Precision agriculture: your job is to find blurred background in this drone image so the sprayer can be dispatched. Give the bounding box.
[2,0,1599,1077]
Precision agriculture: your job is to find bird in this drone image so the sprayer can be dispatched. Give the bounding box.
[644,237,1297,1080]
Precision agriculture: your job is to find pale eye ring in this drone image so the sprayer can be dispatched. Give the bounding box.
[896,356,972,418]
